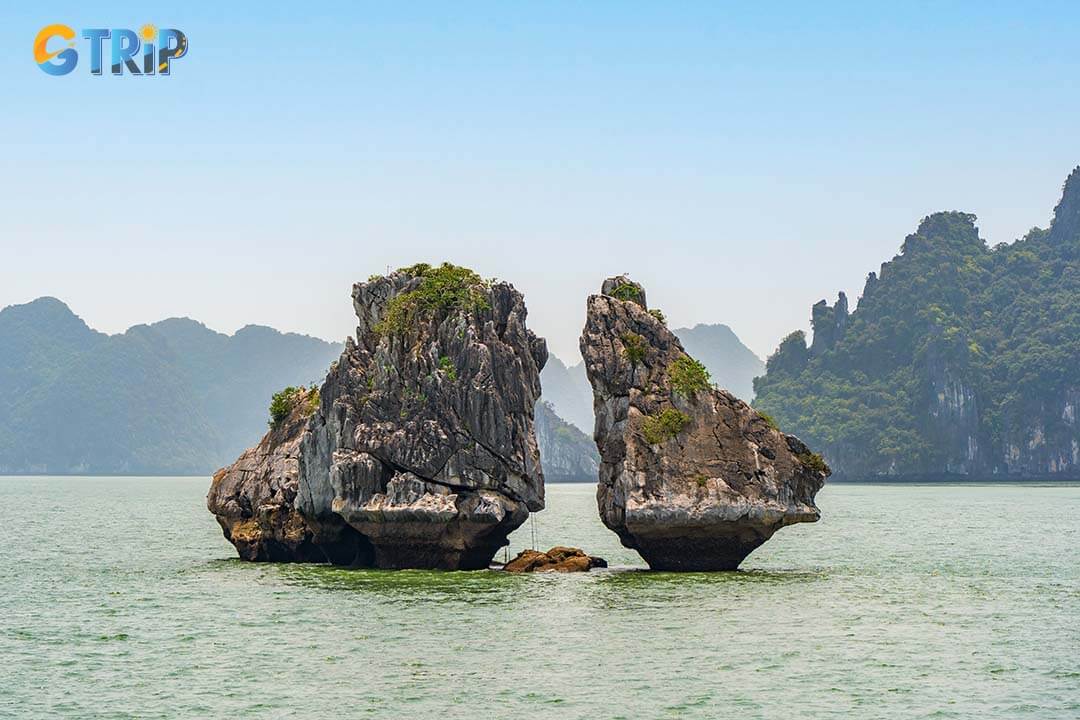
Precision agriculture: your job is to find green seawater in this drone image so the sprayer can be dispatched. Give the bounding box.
[1,479,1078,719]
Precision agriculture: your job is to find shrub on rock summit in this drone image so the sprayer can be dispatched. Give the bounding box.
[375,262,491,336]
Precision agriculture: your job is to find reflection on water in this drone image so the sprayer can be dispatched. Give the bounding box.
[580,566,828,611]
[238,551,828,603]
[275,562,530,604]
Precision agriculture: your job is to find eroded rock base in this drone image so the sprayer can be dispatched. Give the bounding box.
[217,511,371,566]
[350,514,526,570]
[333,473,529,570]
[626,526,777,571]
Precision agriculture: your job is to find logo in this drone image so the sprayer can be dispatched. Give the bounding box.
[34,24,188,76]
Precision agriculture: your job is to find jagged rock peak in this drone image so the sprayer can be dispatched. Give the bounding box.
[811,291,849,354]
[863,270,879,296]
[580,276,828,571]
[1051,165,1080,242]
[601,275,648,309]
[297,262,549,570]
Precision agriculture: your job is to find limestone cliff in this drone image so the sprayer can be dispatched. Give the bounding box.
[206,388,368,564]
[580,276,828,570]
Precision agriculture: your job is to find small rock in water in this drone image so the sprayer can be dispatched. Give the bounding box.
[503,546,608,573]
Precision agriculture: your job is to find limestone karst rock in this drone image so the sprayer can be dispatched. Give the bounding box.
[810,292,849,355]
[580,276,828,570]
[754,170,1080,479]
[296,263,548,570]
[206,387,369,564]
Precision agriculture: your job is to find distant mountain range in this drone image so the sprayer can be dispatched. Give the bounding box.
[674,323,765,402]
[0,298,762,478]
[540,323,765,434]
[0,297,617,480]
[0,298,341,475]
[538,354,594,433]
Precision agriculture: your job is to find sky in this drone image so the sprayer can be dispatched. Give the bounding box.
[2,2,1079,362]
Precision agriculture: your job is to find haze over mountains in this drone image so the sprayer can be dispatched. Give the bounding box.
[0,298,340,475]
[0,296,764,479]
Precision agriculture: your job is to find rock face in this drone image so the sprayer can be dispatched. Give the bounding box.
[206,388,369,564]
[297,263,548,570]
[503,546,608,573]
[580,276,828,571]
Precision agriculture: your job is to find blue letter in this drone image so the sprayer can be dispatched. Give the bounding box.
[111,29,140,75]
[157,29,188,75]
[82,29,110,75]
[142,38,155,75]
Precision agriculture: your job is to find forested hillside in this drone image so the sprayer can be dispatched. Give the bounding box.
[754,168,1080,479]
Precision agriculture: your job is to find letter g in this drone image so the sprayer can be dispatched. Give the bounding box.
[34,24,78,75]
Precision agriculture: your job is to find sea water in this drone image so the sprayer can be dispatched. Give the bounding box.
[1,478,1077,719]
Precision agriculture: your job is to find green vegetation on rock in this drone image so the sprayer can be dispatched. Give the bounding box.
[673,323,765,403]
[438,355,458,381]
[375,263,490,336]
[641,408,691,444]
[797,452,828,473]
[622,332,647,364]
[610,283,643,302]
[668,355,711,397]
[757,411,780,431]
[269,386,318,427]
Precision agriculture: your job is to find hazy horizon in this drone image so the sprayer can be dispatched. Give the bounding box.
[1,293,771,367]
[3,3,1079,361]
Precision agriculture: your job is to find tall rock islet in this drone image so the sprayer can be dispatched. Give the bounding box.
[580,276,828,570]
[209,263,548,570]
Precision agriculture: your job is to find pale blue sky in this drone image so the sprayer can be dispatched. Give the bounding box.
[2,2,1078,361]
